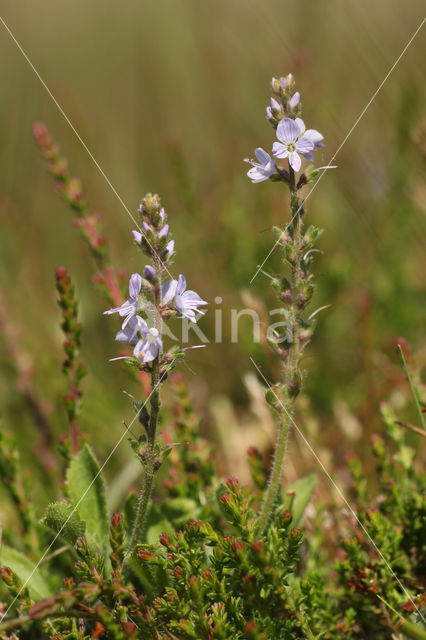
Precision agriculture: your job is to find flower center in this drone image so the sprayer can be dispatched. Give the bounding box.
[287,142,296,152]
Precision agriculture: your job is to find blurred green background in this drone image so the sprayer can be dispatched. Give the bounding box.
[0,1,425,492]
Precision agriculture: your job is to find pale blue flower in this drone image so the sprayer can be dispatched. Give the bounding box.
[103,273,141,328]
[272,118,315,172]
[245,148,276,183]
[161,279,178,305]
[174,274,208,323]
[133,327,163,363]
[115,315,147,344]
[296,119,324,161]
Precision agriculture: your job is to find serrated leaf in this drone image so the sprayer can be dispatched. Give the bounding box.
[0,546,52,600]
[40,501,85,545]
[66,444,108,550]
[285,474,317,527]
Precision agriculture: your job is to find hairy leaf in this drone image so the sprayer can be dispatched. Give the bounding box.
[66,444,108,550]
[40,501,85,545]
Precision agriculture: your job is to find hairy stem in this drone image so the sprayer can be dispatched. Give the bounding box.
[256,165,303,534]
[126,259,163,555]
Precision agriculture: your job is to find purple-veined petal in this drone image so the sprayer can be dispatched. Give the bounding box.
[103,304,125,316]
[304,129,324,147]
[288,151,301,172]
[142,221,151,234]
[182,290,208,305]
[132,230,142,243]
[176,274,187,296]
[254,148,271,166]
[162,279,178,305]
[276,118,301,144]
[143,343,158,362]
[118,302,135,317]
[247,167,270,183]
[182,308,197,322]
[266,106,272,119]
[116,315,147,343]
[289,92,300,109]
[129,273,142,299]
[272,142,289,159]
[294,118,306,134]
[296,135,315,154]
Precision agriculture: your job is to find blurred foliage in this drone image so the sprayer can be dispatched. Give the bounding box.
[0,1,425,490]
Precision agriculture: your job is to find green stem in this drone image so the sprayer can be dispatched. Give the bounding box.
[125,258,163,556]
[378,595,426,640]
[398,620,426,640]
[256,406,292,534]
[256,165,303,534]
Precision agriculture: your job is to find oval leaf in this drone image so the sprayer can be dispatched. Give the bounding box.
[0,546,52,600]
[66,444,109,550]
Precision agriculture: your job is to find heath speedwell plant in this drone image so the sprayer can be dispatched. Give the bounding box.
[0,74,424,640]
[103,193,208,555]
[246,73,335,534]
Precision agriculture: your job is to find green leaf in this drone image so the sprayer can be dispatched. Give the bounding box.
[144,504,174,545]
[66,444,109,550]
[160,497,199,528]
[0,546,52,600]
[285,474,317,527]
[398,344,426,431]
[40,501,85,545]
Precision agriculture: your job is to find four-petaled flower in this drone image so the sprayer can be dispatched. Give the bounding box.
[162,275,208,323]
[103,273,141,328]
[174,274,208,323]
[133,327,163,363]
[115,315,147,344]
[272,118,316,172]
[245,148,276,183]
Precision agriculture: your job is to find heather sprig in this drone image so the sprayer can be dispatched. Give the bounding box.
[55,266,86,456]
[33,123,123,307]
[245,74,334,534]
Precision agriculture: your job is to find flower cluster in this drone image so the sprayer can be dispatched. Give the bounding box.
[103,194,207,365]
[245,73,332,183]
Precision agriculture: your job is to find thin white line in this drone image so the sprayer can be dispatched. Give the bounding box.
[0,367,170,624]
[250,357,425,623]
[250,17,426,284]
[0,14,174,281]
